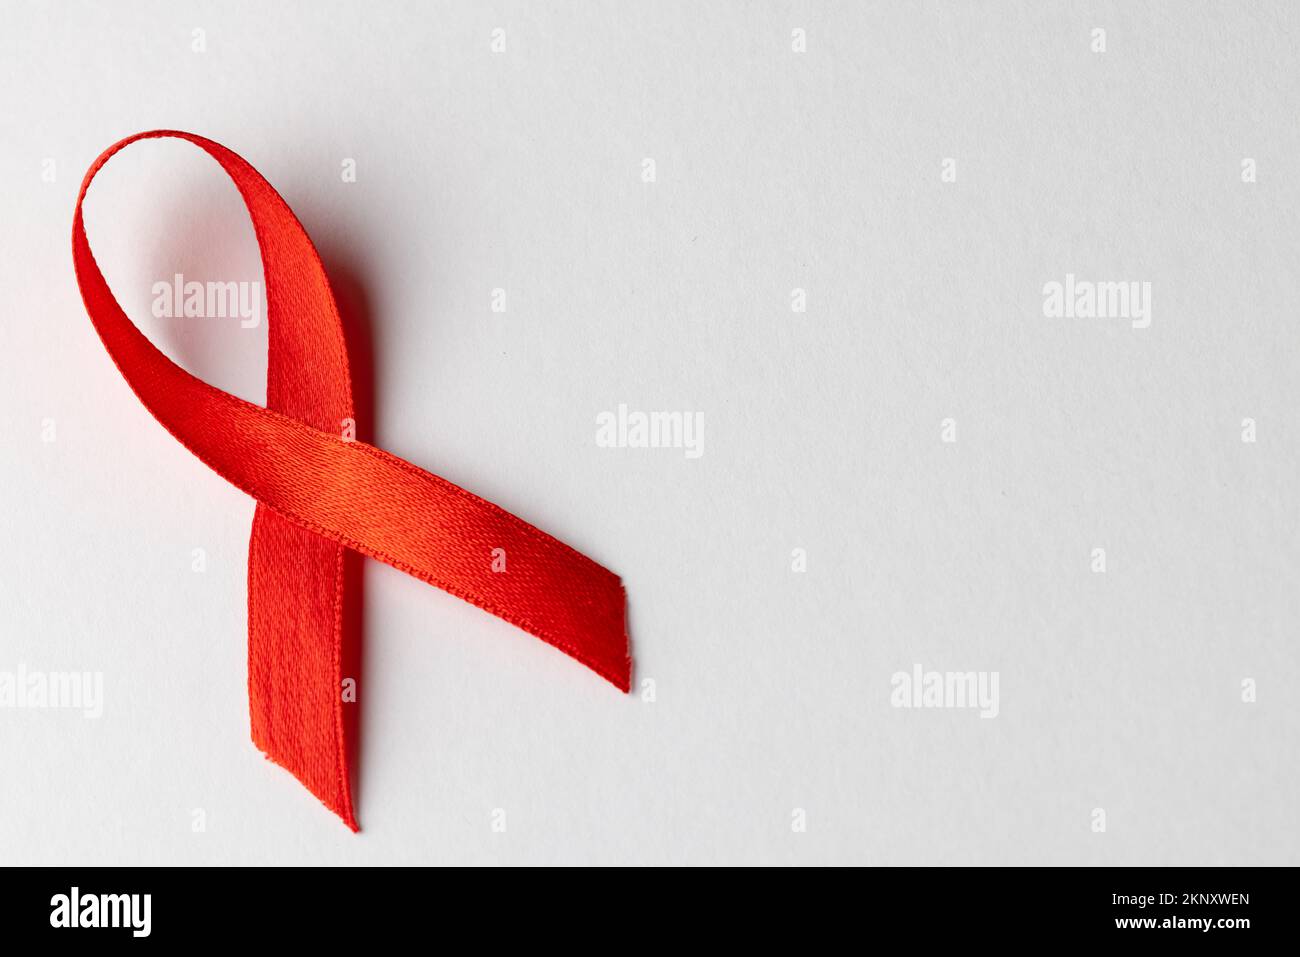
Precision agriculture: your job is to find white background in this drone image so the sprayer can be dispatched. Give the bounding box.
[1,1,1297,865]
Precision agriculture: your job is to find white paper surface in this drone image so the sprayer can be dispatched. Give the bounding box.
[0,0,1296,865]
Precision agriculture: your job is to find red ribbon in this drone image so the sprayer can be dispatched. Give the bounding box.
[72,131,631,830]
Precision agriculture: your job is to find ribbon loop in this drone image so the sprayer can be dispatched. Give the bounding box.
[72,131,631,829]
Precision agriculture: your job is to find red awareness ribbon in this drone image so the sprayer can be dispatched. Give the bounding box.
[72,131,631,830]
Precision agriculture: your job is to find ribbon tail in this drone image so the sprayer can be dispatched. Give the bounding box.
[248,505,358,830]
